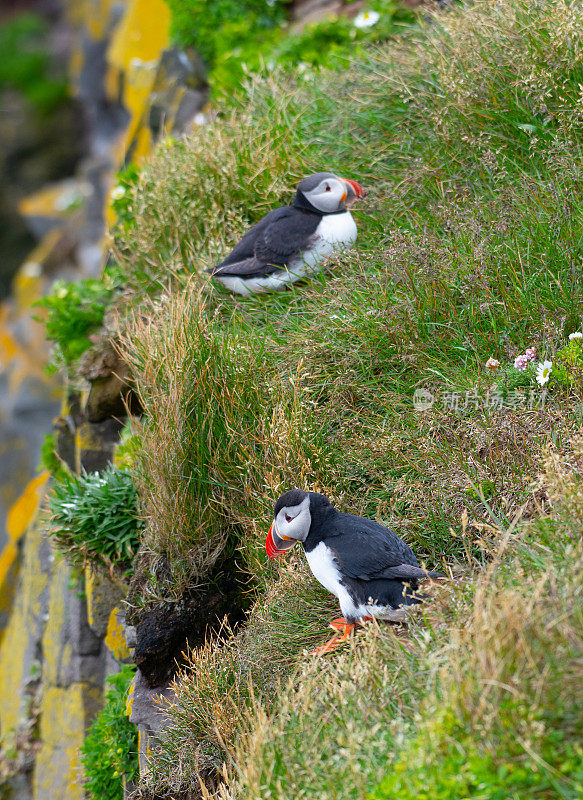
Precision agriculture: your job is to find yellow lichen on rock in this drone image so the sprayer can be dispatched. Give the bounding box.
[107,0,171,159]
[65,0,117,40]
[17,179,88,231]
[74,421,101,453]
[0,520,49,738]
[40,556,72,689]
[32,684,102,800]
[87,0,118,41]
[0,542,18,605]
[6,472,49,544]
[1,517,107,798]
[126,672,136,717]
[0,308,18,363]
[85,565,96,628]
[85,563,129,641]
[105,607,131,660]
[1,471,49,629]
[0,232,64,398]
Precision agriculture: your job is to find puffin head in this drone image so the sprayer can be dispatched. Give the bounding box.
[294,172,366,214]
[266,489,333,558]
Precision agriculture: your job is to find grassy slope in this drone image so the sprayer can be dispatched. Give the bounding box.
[114,0,583,795]
[222,448,582,800]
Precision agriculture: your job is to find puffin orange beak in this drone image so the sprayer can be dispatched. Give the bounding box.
[343,179,367,199]
[266,523,296,559]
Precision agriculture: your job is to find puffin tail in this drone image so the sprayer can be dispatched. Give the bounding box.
[383,565,444,581]
[208,257,266,277]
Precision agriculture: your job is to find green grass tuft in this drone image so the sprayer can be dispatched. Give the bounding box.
[47,466,142,572]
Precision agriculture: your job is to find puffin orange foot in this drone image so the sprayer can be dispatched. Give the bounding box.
[329,616,372,631]
[311,623,356,656]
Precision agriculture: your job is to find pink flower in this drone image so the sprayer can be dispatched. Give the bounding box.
[514,354,529,371]
[485,357,500,371]
[525,347,536,361]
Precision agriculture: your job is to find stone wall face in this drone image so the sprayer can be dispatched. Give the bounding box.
[0,0,180,794]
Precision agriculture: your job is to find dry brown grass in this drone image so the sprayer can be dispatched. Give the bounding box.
[119,288,241,587]
[118,279,352,597]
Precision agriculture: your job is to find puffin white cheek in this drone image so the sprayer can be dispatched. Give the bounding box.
[291,507,311,542]
[275,512,300,542]
[275,496,311,541]
[305,189,339,213]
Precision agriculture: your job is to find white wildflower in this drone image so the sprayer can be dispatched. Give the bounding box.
[110,185,126,201]
[353,10,380,29]
[569,331,583,340]
[536,360,552,386]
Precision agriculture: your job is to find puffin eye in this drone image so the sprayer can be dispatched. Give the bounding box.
[325,185,331,192]
[285,513,293,522]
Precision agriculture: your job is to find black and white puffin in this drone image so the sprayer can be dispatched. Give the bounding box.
[207,172,366,296]
[266,489,442,655]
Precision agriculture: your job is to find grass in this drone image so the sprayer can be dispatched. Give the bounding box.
[119,286,333,598]
[104,0,583,795]
[161,0,415,97]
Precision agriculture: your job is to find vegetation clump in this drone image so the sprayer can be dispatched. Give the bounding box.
[38,431,71,483]
[34,277,116,374]
[80,666,139,800]
[163,0,415,95]
[48,466,142,572]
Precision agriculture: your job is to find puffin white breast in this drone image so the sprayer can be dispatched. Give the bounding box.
[305,541,360,619]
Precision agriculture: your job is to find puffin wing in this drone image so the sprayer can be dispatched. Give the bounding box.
[331,514,440,582]
[253,207,320,266]
[210,207,320,277]
[215,208,284,270]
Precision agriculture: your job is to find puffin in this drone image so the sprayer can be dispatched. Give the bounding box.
[266,489,442,655]
[207,172,366,296]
